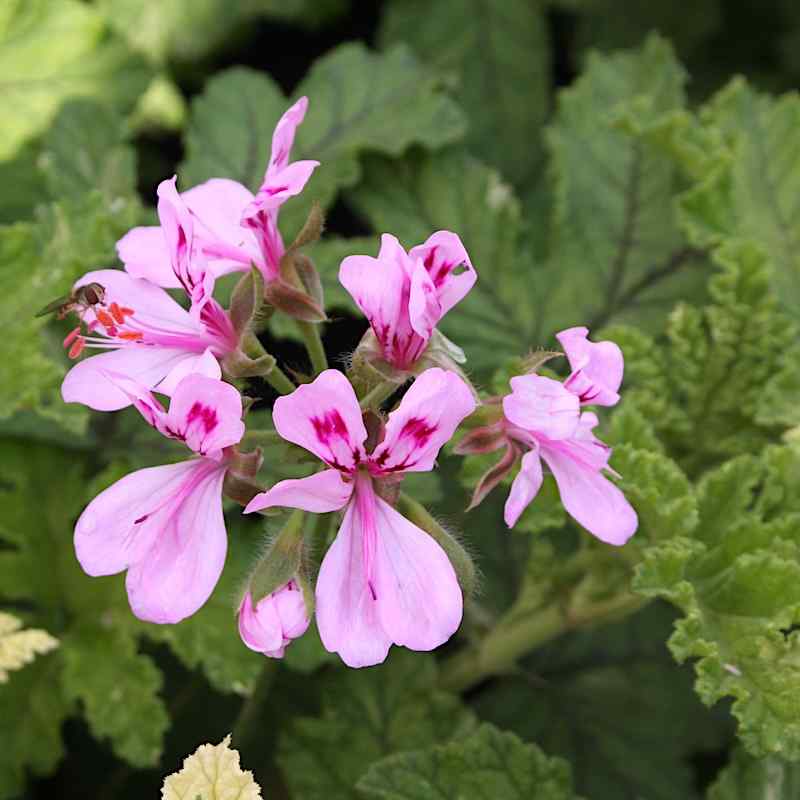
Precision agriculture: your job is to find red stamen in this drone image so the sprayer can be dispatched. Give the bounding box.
[96,309,114,328]
[118,330,144,341]
[109,301,126,324]
[68,337,86,359]
[63,326,81,348]
[120,306,135,317]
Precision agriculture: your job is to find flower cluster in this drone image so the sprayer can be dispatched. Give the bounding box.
[61,96,637,669]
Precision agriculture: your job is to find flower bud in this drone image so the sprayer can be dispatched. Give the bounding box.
[229,266,265,336]
[237,580,310,658]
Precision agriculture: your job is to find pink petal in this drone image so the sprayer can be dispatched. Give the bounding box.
[247,160,320,214]
[504,449,543,528]
[371,492,463,651]
[272,370,367,470]
[75,269,199,336]
[62,345,198,411]
[409,230,476,317]
[245,469,353,514]
[181,178,261,276]
[557,326,624,407]
[117,226,180,288]
[157,348,222,396]
[408,257,442,340]
[157,176,213,312]
[273,581,310,639]
[125,460,228,623]
[97,369,168,431]
[268,96,309,176]
[503,374,580,441]
[74,460,201,578]
[166,374,244,457]
[339,235,423,369]
[371,368,476,474]
[238,592,285,655]
[540,443,637,545]
[315,492,393,668]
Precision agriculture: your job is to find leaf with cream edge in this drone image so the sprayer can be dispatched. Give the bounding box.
[706,747,800,799]
[0,191,143,435]
[0,0,151,161]
[0,613,58,683]
[162,735,262,800]
[0,440,169,783]
[180,45,465,235]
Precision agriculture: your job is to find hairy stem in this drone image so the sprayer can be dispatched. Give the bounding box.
[359,379,399,410]
[297,320,328,375]
[263,365,297,396]
[439,591,648,693]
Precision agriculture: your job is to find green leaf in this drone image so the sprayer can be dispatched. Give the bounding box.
[278,650,476,800]
[40,99,137,202]
[180,45,466,233]
[379,0,550,183]
[0,191,142,434]
[707,747,800,799]
[544,34,707,334]
[472,604,730,800]
[0,141,46,224]
[60,624,167,766]
[678,78,800,315]
[634,445,800,759]
[0,440,169,784]
[348,148,538,375]
[0,0,151,161]
[98,0,346,65]
[356,723,580,800]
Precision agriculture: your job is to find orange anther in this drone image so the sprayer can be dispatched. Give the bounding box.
[96,308,114,327]
[109,301,126,324]
[68,337,86,359]
[118,330,144,341]
[63,326,81,348]
[120,306,135,317]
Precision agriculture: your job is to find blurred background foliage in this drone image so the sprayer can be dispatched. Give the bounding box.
[5,0,800,797]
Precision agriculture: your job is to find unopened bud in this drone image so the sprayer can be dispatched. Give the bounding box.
[238,579,310,658]
[265,280,327,322]
[237,510,312,657]
[229,266,265,336]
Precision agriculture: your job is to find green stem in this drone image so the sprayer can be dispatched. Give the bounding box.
[232,660,279,749]
[263,365,296,395]
[439,591,648,693]
[297,320,328,375]
[359,379,399,410]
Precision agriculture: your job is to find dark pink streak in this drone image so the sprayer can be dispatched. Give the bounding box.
[187,402,218,434]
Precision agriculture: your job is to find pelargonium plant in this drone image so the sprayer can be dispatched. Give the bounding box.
[58,97,637,669]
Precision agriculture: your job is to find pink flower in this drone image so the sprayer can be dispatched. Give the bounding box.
[488,373,636,544]
[238,581,310,658]
[60,269,238,411]
[557,326,624,406]
[339,232,476,371]
[117,98,319,286]
[244,368,476,668]
[74,373,245,623]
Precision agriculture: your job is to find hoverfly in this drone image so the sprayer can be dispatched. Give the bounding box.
[35,282,106,319]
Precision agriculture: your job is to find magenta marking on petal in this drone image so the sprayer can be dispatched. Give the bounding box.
[187,402,218,433]
[133,513,149,524]
[312,410,348,444]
